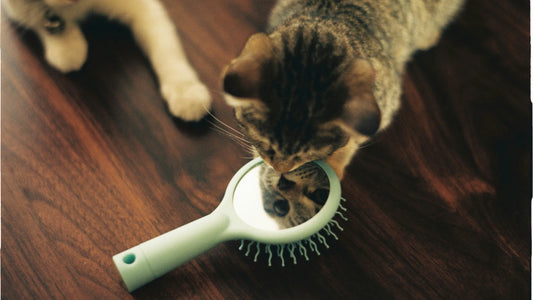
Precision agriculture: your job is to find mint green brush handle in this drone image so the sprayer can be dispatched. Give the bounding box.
[112,211,232,292]
[112,159,260,292]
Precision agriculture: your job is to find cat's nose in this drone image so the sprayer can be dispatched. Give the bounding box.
[277,175,295,190]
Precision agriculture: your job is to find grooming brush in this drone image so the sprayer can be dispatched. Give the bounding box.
[238,195,347,267]
[112,157,347,292]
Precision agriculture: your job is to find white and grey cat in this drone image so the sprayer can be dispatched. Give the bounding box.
[3,0,211,121]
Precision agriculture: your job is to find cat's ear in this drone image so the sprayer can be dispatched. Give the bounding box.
[222,33,274,99]
[341,59,381,136]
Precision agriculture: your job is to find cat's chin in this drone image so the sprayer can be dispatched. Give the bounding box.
[270,163,300,174]
[260,158,303,174]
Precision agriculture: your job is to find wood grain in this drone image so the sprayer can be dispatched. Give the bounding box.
[2,0,530,298]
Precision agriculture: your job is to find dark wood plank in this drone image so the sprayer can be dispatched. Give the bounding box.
[2,0,530,299]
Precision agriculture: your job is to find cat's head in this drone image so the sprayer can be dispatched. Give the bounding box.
[259,162,329,229]
[222,27,380,173]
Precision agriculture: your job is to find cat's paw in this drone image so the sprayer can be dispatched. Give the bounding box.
[45,45,87,73]
[161,80,212,122]
[43,29,88,73]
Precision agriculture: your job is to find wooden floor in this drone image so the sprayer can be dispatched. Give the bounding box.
[2,0,530,299]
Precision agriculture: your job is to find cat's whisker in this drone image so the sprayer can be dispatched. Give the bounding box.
[209,121,249,144]
[245,145,257,156]
[209,122,254,154]
[205,109,245,137]
[204,106,254,152]
[239,141,256,158]
[213,130,250,151]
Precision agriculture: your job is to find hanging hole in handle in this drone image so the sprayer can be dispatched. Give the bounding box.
[123,253,136,264]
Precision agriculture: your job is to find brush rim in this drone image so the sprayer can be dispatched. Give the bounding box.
[225,157,342,245]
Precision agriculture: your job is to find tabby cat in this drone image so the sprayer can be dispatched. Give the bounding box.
[223,0,464,178]
[3,0,211,121]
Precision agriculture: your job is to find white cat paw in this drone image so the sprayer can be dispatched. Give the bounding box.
[162,80,212,122]
[42,27,88,73]
[45,40,87,73]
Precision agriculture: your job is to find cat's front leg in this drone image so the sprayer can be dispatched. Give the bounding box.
[37,21,88,73]
[123,0,211,121]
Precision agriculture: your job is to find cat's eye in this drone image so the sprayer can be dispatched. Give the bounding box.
[273,199,290,216]
[307,188,329,205]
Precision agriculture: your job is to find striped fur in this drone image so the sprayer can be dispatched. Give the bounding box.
[224,0,464,178]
